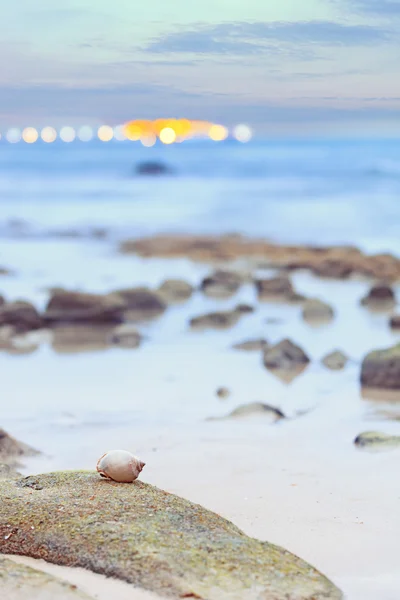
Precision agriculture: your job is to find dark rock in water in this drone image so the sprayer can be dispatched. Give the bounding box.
[0,301,43,333]
[263,339,310,371]
[0,471,342,600]
[322,350,349,371]
[360,283,396,311]
[190,308,245,331]
[44,290,125,324]
[51,325,115,354]
[235,303,255,314]
[114,287,167,321]
[233,338,269,352]
[311,260,353,279]
[216,386,230,399]
[354,431,400,450]
[0,557,93,599]
[0,266,14,276]
[109,324,142,349]
[255,276,304,303]
[302,298,334,326]
[157,279,193,303]
[135,161,172,176]
[361,343,400,390]
[201,270,244,299]
[390,315,400,330]
[0,428,38,463]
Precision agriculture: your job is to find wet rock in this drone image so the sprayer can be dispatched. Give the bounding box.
[235,303,255,314]
[360,283,396,311]
[135,161,172,176]
[0,428,38,464]
[0,557,93,600]
[0,266,14,276]
[354,431,400,451]
[0,301,43,333]
[311,260,353,279]
[113,287,166,321]
[216,386,230,399]
[201,270,243,298]
[215,402,285,421]
[44,290,125,324]
[302,298,335,326]
[233,338,269,352]
[119,234,400,281]
[157,279,193,303]
[190,308,244,330]
[389,315,400,330]
[51,325,115,354]
[255,276,304,303]
[263,339,310,372]
[109,324,142,349]
[0,471,342,600]
[361,343,400,390]
[322,350,349,371]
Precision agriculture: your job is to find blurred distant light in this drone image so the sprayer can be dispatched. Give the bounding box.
[124,123,142,141]
[41,126,57,143]
[77,126,93,142]
[22,127,39,144]
[141,134,157,147]
[98,125,113,142]
[208,124,228,142]
[113,125,126,141]
[159,127,176,145]
[233,124,252,143]
[6,128,22,143]
[59,126,76,143]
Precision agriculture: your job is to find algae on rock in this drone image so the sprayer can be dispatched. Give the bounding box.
[0,471,342,600]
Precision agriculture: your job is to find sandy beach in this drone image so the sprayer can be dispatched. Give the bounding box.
[1,232,400,599]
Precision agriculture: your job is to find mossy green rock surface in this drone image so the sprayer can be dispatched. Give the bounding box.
[0,472,342,599]
[0,557,92,599]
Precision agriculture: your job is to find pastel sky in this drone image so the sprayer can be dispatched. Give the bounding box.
[1,0,400,133]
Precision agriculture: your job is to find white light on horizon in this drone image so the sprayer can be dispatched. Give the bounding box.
[233,124,252,143]
[41,127,57,143]
[59,126,76,143]
[77,126,93,142]
[22,127,39,144]
[6,128,22,143]
[141,134,157,147]
[98,125,113,142]
[113,125,126,141]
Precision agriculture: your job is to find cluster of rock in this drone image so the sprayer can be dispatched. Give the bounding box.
[120,234,400,281]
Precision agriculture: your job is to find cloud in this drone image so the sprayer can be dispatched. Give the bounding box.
[144,21,393,56]
[336,0,400,16]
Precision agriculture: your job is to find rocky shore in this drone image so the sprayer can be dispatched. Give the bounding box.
[0,471,342,600]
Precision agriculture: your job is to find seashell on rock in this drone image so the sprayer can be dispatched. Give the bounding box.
[96,449,145,483]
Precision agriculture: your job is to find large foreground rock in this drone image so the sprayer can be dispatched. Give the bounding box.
[0,472,341,600]
[0,557,93,600]
[360,343,400,390]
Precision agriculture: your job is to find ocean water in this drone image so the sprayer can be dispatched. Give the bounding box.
[0,137,400,252]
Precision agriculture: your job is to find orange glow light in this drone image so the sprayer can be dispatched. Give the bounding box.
[159,127,176,145]
[41,127,57,143]
[208,124,228,141]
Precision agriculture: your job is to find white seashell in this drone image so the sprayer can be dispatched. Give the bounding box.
[96,449,145,483]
